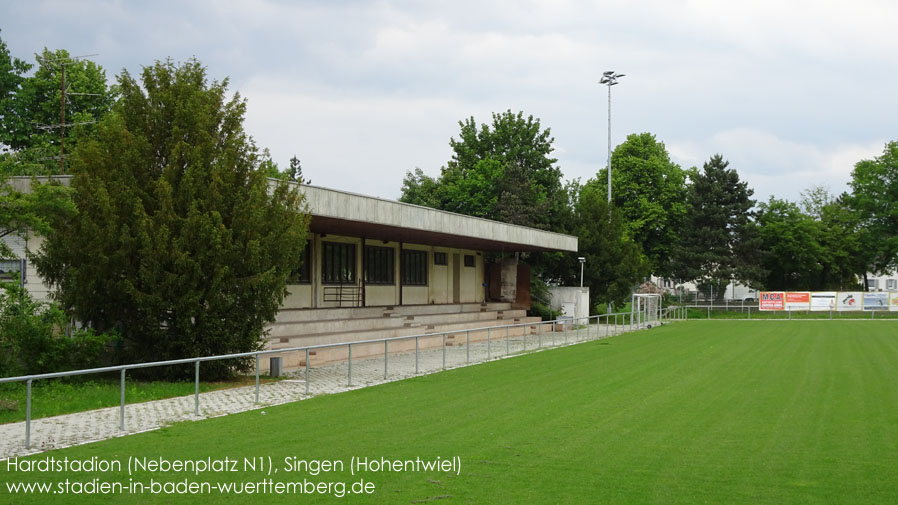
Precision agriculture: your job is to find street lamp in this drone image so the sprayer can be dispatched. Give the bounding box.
[599,71,625,203]
[578,257,586,287]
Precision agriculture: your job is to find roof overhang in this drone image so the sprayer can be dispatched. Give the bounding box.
[8,176,578,253]
[297,184,578,253]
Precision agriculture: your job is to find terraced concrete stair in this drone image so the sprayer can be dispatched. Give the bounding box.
[263,303,541,368]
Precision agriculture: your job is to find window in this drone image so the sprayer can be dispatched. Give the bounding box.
[288,243,311,283]
[365,246,394,284]
[433,252,447,266]
[401,249,427,286]
[867,278,879,291]
[322,242,356,284]
[0,259,23,283]
[888,279,897,291]
[464,254,475,267]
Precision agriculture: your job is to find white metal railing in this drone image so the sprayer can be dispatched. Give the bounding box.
[0,308,686,449]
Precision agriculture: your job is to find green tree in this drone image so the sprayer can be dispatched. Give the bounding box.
[398,111,573,294]
[800,187,864,290]
[755,197,824,290]
[399,168,441,208]
[596,133,687,276]
[1,47,115,175]
[575,180,648,310]
[0,177,74,259]
[402,110,567,231]
[0,29,32,153]
[848,141,898,278]
[33,58,309,378]
[288,155,309,184]
[672,155,761,297]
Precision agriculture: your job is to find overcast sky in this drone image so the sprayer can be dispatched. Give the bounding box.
[3,0,896,204]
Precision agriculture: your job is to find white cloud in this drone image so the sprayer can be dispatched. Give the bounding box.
[2,0,894,207]
[668,128,885,202]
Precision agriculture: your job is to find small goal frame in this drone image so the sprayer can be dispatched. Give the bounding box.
[632,293,663,328]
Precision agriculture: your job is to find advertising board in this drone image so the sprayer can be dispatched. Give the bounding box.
[810,292,836,311]
[759,292,784,311]
[837,291,863,311]
[784,292,810,311]
[863,292,889,311]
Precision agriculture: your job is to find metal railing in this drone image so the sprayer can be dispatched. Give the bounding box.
[685,305,898,320]
[322,285,362,307]
[0,307,685,449]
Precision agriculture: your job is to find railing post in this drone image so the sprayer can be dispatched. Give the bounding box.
[194,361,200,417]
[506,325,510,355]
[466,330,470,363]
[523,325,527,351]
[120,369,126,430]
[305,348,310,395]
[26,379,32,449]
[254,355,260,403]
[415,337,419,374]
[487,327,491,360]
[384,340,389,380]
[442,333,446,369]
[348,343,353,386]
[538,322,542,348]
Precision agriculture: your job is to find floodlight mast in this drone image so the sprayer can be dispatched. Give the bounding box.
[599,71,624,315]
[599,71,625,203]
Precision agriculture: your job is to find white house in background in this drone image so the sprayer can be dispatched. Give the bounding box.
[866,272,898,292]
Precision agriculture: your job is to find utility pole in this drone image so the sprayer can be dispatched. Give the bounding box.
[35,53,100,174]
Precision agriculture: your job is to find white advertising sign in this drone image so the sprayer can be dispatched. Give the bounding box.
[837,291,863,311]
[810,292,836,311]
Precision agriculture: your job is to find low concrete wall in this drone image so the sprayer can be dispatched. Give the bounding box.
[548,287,590,322]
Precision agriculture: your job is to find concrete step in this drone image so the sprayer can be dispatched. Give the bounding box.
[268,310,516,339]
[274,302,513,324]
[265,318,543,369]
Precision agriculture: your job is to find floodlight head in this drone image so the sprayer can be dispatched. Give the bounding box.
[578,257,586,263]
[600,71,625,86]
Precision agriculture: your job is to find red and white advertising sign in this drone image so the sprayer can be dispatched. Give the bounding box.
[760,291,785,311]
[784,292,810,311]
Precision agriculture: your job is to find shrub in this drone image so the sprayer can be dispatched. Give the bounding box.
[0,284,116,377]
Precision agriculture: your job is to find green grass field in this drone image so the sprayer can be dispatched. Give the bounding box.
[2,320,898,504]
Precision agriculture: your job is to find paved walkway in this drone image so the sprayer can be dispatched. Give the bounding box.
[0,322,646,459]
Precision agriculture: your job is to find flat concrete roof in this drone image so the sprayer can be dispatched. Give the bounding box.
[297,183,578,253]
[7,176,578,253]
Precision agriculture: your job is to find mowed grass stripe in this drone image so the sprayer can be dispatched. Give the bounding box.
[2,321,898,504]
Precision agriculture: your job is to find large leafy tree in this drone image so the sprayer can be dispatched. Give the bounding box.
[34,58,309,378]
[1,46,115,175]
[575,179,648,310]
[0,29,32,152]
[400,110,568,231]
[595,132,687,276]
[755,197,823,290]
[671,155,761,296]
[848,141,898,278]
[799,187,864,290]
